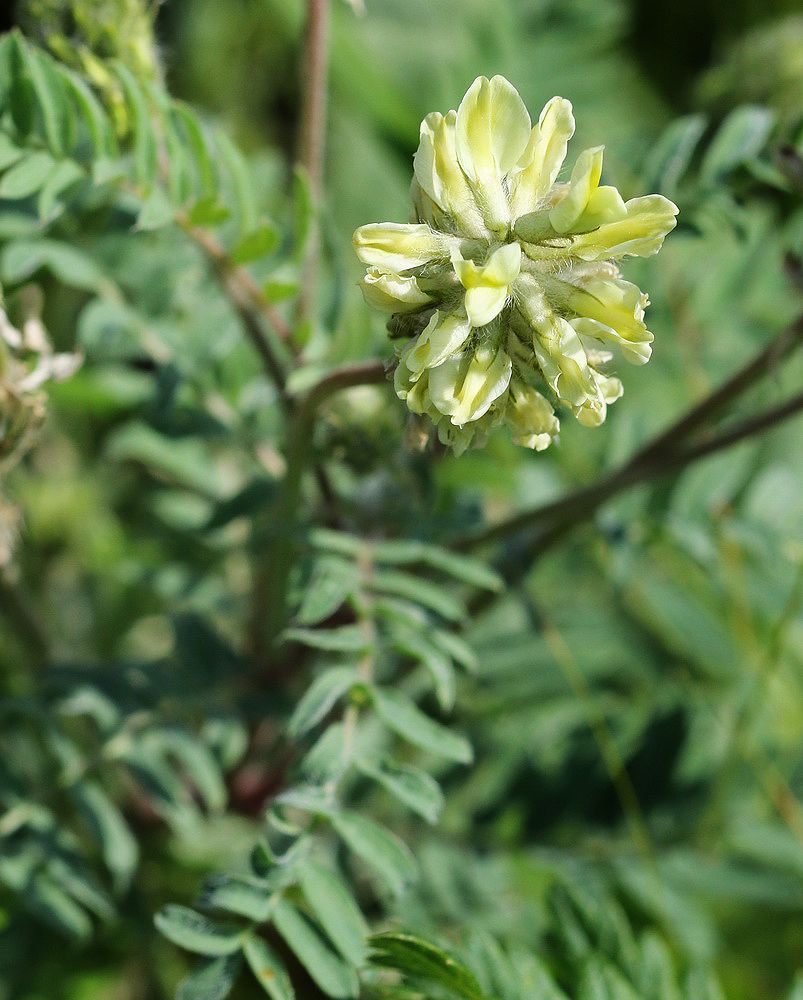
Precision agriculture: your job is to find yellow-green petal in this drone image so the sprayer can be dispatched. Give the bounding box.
[556,275,652,364]
[414,111,486,239]
[505,379,559,450]
[360,268,433,313]
[509,96,575,218]
[406,311,472,375]
[570,194,679,259]
[549,146,604,234]
[429,345,512,425]
[353,222,448,272]
[453,243,521,326]
[455,76,531,234]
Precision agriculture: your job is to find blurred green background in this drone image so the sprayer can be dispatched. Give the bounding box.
[1,0,802,998]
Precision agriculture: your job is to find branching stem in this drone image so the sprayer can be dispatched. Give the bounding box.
[456,316,803,564]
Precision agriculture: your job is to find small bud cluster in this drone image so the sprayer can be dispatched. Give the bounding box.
[354,76,678,454]
[1,289,81,472]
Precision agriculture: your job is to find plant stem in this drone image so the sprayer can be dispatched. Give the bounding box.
[457,316,803,555]
[177,217,294,410]
[249,360,387,669]
[297,0,331,325]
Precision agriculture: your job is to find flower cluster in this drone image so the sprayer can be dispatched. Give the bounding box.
[353,76,678,454]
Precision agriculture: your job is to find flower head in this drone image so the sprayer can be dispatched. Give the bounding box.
[354,76,678,453]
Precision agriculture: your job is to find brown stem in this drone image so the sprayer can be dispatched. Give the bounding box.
[457,316,803,554]
[177,218,295,412]
[298,0,330,201]
[632,315,803,465]
[297,0,330,325]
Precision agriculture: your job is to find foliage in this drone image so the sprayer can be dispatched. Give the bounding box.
[0,1,802,999]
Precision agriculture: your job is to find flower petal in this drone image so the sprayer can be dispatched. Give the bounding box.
[464,285,509,327]
[482,241,522,286]
[360,268,433,313]
[549,146,604,234]
[353,223,447,272]
[406,311,472,375]
[453,243,520,326]
[555,275,653,364]
[414,111,486,238]
[570,194,679,259]
[455,76,531,233]
[509,96,575,218]
[505,379,559,450]
[429,345,512,425]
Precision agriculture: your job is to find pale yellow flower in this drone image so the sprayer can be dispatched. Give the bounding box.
[353,75,678,453]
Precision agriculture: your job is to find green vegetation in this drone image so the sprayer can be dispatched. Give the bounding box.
[0,1,801,998]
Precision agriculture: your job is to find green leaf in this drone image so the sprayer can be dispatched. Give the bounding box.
[152,728,227,812]
[28,874,92,940]
[216,130,257,236]
[373,688,472,764]
[684,968,726,1000]
[112,60,158,192]
[206,478,277,530]
[372,540,504,592]
[187,195,230,226]
[390,628,456,710]
[0,133,24,170]
[288,667,359,737]
[200,874,273,922]
[106,423,224,496]
[48,857,115,921]
[57,65,118,158]
[273,897,358,999]
[177,955,242,1000]
[172,102,217,200]
[232,222,279,264]
[0,151,56,199]
[296,558,359,626]
[300,723,347,784]
[577,958,641,1000]
[638,933,682,1000]
[263,276,299,303]
[356,756,444,824]
[430,629,479,674]
[369,932,488,1000]
[140,83,193,206]
[242,935,296,1000]
[37,159,84,221]
[300,862,368,966]
[154,905,244,956]
[1,239,108,291]
[331,811,417,895]
[136,187,175,230]
[642,114,706,196]
[700,105,775,185]
[12,34,72,156]
[273,784,336,817]
[71,781,138,889]
[369,570,465,622]
[284,626,371,653]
